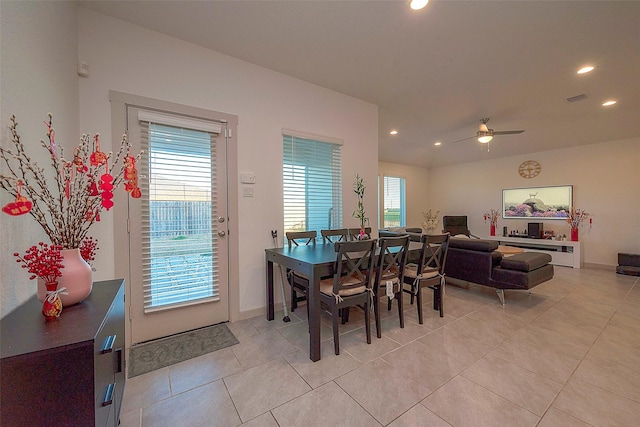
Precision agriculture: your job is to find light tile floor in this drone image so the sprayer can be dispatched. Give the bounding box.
[119,267,640,426]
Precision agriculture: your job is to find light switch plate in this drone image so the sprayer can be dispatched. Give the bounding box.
[240,173,256,184]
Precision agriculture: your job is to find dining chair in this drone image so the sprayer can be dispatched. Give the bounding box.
[285,231,317,312]
[319,239,377,355]
[320,228,349,244]
[402,233,450,321]
[373,235,410,338]
[348,227,372,241]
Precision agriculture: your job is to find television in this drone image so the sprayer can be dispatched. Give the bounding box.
[502,185,572,220]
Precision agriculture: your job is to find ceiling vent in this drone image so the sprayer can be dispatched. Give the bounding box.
[566,94,588,103]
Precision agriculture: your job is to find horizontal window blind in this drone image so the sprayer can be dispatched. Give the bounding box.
[139,120,219,311]
[383,175,406,227]
[283,134,342,238]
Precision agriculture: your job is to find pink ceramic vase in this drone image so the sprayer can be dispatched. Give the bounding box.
[37,248,92,306]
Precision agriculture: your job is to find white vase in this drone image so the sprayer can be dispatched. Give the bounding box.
[37,248,92,306]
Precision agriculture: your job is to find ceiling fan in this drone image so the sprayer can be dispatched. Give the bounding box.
[451,118,525,146]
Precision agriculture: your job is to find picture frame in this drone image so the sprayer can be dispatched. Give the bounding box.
[502,185,572,219]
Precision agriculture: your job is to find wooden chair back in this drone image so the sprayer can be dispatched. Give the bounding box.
[286,231,317,248]
[321,228,349,244]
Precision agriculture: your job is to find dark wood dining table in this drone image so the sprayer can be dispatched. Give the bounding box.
[265,239,421,362]
[265,243,336,361]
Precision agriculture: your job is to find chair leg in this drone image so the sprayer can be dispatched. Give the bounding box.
[434,284,444,317]
[341,307,350,324]
[364,301,371,344]
[374,290,382,338]
[333,309,340,355]
[416,285,423,325]
[397,290,404,328]
[290,286,297,312]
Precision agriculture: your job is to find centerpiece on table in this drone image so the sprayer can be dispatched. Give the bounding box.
[422,209,440,234]
[0,114,142,306]
[483,208,500,236]
[352,174,369,240]
[566,208,590,241]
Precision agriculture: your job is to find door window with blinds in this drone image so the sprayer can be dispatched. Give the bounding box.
[383,175,406,227]
[139,114,221,311]
[283,133,342,238]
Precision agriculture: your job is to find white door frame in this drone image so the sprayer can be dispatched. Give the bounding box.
[109,91,239,349]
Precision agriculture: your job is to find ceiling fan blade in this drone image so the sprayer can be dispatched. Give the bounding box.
[450,135,476,144]
[493,130,525,135]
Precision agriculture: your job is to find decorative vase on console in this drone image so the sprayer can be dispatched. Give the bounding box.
[567,208,590,242]
[483,209,500,238]
[1,114,141,306]
[37,248,92,306]
[570,228,579,242]
[422,209,440,235]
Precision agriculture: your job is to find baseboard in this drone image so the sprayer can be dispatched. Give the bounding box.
[583,262,616,271]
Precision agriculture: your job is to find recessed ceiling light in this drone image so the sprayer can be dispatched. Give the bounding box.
[390,130,398,135]
[434,141,442,146]
[577,65,594,74]
[602,100,617,106]
[410,0,429,11]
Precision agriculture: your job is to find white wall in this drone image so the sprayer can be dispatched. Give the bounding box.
[426,137,640,268]
[378,161,431,229]
[0,1,79,316]
[76,8,378,316]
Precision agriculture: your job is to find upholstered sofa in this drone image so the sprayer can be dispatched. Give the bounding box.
[444,238,554,304]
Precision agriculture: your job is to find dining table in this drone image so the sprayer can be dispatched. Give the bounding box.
[265,239,421,362]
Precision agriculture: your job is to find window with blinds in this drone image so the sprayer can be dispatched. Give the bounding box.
[139,121,219,311]
[283,133,342,238]
[383,175,406,227]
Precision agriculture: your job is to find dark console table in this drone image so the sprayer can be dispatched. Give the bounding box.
[1,279,125,426]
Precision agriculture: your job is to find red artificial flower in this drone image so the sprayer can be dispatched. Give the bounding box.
[14,242,64,283]
[79,236,99,264]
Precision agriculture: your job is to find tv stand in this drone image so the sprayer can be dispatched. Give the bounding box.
[483,236,582,268]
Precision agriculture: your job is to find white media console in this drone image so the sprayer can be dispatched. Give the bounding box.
[482,236,583,268]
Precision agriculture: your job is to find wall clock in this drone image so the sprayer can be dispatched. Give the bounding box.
[518,160,541,179]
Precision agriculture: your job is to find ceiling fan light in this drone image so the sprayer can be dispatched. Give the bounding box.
[410,0,429,10]
[478,134,493,143]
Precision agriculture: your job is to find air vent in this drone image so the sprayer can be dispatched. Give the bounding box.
[566,94,588,103]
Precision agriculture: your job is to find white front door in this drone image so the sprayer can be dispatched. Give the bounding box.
[125,105,229,344]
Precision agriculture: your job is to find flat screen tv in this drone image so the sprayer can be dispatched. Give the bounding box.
[502,185,572,219]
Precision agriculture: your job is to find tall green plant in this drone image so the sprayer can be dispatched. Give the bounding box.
[352,174,368,228]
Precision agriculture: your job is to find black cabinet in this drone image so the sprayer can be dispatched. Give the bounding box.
[1,279,125,426]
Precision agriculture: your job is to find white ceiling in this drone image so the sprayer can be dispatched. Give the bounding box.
[79,0,640,169]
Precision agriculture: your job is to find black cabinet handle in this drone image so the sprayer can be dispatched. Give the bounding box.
[115,347,123,373]
[102,383,115,406]
[101,335,116,354]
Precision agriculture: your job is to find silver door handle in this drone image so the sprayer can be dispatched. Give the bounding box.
[218,230,226,237]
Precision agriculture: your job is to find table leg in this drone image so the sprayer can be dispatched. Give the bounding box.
[308,269,321,362]
[266,259,274,321]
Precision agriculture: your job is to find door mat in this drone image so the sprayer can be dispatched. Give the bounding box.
[128,323,239,378]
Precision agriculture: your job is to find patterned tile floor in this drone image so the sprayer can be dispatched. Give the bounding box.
[119,267,640,426]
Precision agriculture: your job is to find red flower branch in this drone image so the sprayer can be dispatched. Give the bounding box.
[14,242,64,283]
